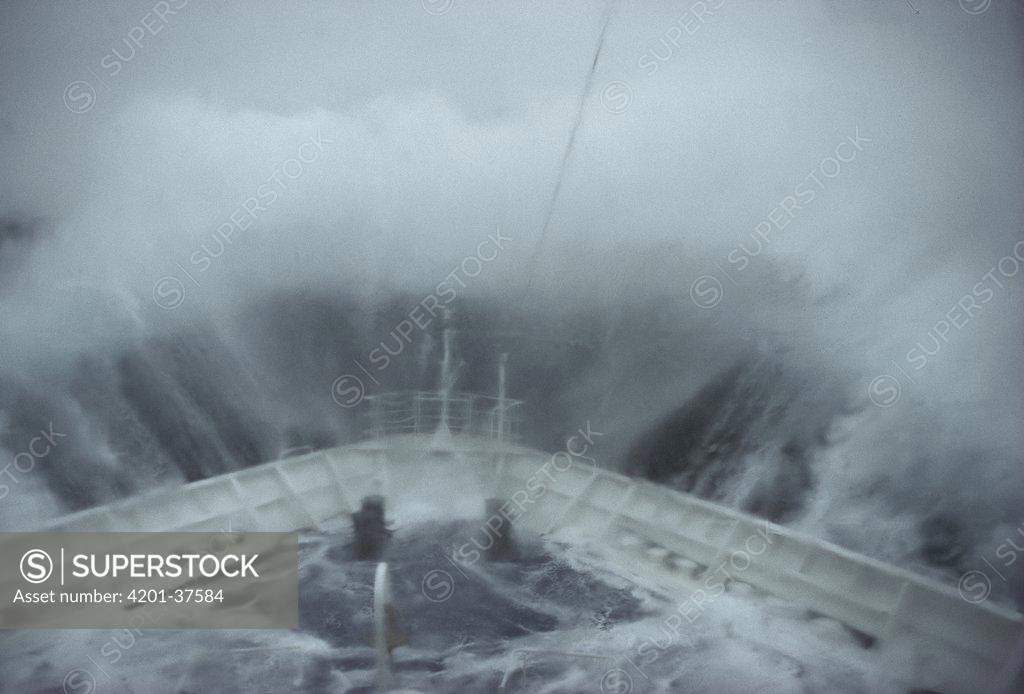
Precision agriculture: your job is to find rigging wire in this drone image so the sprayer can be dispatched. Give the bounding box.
[524,1,617,287]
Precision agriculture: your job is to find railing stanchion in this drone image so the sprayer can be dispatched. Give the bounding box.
[363,388,522,444]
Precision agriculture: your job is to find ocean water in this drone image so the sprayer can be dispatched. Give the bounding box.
[0,518,910,693]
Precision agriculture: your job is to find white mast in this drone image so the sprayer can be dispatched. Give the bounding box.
[432,309,454,448]
[496,353,508,444]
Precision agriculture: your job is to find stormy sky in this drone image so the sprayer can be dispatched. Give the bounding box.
[0,2,1022,477]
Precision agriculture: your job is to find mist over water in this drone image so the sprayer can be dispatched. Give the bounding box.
[1,0,1022,617]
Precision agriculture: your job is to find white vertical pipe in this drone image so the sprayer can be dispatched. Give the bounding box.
[374,561,396,691]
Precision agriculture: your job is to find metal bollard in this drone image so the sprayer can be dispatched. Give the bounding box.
[352,495,390,560]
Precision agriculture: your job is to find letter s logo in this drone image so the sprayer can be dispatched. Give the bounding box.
[20,549,53,584]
